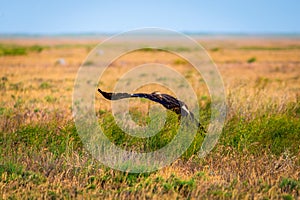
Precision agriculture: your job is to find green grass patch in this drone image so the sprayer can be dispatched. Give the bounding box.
[39,81,51,89]
[138,47,164,52]
[0,162,46,184]
[138,46,191,52]
[0,44,45,56]
[223,114,300,155]
[173,58,189,65]
[280,178,300,193]
[2,122,82,156]
[247,57,256,63]
[239,45,300,51]
[210,47,220,52]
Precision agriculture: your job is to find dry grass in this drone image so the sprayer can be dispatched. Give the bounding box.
[0,37,300,199]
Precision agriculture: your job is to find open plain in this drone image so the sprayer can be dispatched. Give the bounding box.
[0,36,299,199]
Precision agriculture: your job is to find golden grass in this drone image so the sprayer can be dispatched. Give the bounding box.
[0,147,299,199]
[0,37,299,199]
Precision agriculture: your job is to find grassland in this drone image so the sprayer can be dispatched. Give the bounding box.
[0,37,300,199]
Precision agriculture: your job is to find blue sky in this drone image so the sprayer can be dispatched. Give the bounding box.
[0,0,299,34]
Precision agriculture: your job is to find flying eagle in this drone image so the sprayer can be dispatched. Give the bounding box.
[98,88,206,132]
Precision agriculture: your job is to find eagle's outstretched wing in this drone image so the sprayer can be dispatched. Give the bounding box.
[98,88,132,100]
[98,88,206,132]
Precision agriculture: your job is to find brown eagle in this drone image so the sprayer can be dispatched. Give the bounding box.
[98,88,206,132]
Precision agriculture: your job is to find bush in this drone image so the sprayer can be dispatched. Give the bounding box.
[247,57,256,63]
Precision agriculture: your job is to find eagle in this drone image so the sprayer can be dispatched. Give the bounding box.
[98,88,206,132]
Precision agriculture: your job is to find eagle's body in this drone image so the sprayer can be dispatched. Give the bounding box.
[98,88,205,132]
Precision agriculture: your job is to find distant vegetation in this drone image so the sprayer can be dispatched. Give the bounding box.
[0,44,44,56]
[139,46,192,52]
[239,45,300,51]
[247,57,257,63]
[210,47,220,52]
[0,43,98,56]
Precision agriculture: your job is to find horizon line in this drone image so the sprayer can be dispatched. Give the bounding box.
[0,31,300,39]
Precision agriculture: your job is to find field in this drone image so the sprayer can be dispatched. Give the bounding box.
[0,36,300,199]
